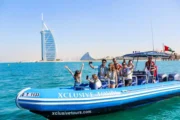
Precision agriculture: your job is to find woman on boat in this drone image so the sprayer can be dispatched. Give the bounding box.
[105,63,118,88]
[115,63,122,81]
[86,74,102,90]
[120,62,134,86]
[65,63,84,88]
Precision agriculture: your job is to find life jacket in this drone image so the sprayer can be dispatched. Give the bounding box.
[115,63,122,70]
[146,61,155,70]
[153,66,157,77]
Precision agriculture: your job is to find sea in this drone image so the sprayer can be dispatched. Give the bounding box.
[0,61,180,120]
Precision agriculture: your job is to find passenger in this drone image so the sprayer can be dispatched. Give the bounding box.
[122,59,126,65]
[105,63,118,88]
[120,63,134,86]
[127,60,134,69]
[89,59,108,81]
[144,56,156,83]
[65,63,84,88]
[86,74,102,90]
[115,63,122,81]
[127,60,134,83]
[113,58,122,69]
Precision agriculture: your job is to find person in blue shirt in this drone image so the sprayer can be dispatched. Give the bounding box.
[89,59,108,81]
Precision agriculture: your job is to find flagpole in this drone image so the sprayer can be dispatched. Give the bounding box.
[150,19,156,83]
[150,20,154,51]
[162,43,164,53]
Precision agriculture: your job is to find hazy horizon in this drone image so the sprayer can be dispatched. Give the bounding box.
[1,0,180,61]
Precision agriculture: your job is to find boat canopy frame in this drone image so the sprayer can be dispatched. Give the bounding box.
[123,51,170,58]
[123,51,170,70]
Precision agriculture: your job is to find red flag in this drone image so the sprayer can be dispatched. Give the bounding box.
[164,45,174,52]
[164,45,169,51]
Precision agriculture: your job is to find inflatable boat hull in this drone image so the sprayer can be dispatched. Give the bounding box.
[16,81,180,119]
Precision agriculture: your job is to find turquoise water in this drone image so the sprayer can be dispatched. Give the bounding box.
[0,61,180,120]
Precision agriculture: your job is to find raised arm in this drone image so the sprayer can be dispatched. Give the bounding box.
[86,79,94,83]
[80,63,84,74]
[89,62,95,69]
[86,75,94,83]
[65,66,74,77]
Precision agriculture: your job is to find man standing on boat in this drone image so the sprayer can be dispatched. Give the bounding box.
[112,58,122,69]
[89,59,108,81]
[145,56,157,83]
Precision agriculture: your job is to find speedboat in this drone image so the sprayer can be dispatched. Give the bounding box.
[15,51,180,119]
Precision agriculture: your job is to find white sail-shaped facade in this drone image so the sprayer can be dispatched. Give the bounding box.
[40,19,56,61]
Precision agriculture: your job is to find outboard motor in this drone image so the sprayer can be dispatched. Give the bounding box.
[158,74,168,82]
[168,73,180,81]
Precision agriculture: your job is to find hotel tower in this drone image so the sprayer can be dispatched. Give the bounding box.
[40,14,56,61]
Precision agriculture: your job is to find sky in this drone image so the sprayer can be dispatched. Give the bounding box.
[0,0,180,61]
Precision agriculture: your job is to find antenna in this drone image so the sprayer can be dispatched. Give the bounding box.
[150,19,155,51]
[42,13,43,21]
[41,13,44,30]
[41,13,48,30]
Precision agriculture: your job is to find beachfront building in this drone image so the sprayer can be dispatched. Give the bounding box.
[40,15,56,61]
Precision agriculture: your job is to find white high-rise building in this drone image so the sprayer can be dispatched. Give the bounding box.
[40,14,56,61]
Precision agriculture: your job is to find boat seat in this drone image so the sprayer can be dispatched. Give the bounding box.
[89,82,94,89]
[141,80,147,85]
[80,83,89,87]
[101,81,108,89]
[74,86,86,91]
[148,75,154,83]
[141,76,153,84]
[74,83,89,91]
[117,80,124,88]
[135,75,147,85]
[132,76,137,86]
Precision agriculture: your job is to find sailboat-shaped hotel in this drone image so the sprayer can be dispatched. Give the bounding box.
[40,14,56,61]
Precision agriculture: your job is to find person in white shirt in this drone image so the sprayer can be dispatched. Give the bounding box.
[120,62,134,86]
[86,74,102,90]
